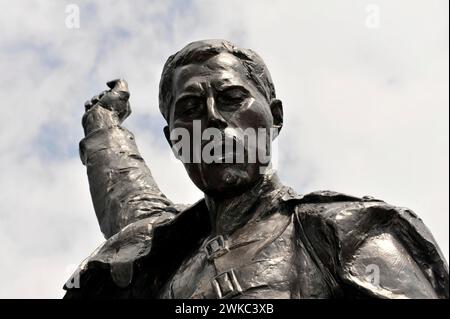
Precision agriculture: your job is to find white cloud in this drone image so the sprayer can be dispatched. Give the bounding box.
[0,0,447,298]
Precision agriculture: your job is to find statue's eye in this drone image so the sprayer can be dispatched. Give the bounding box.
[176,96,203,118]
[218,87,249,111]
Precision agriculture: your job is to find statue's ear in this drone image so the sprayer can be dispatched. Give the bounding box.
[163,125,181,160]
[270,99,283,137]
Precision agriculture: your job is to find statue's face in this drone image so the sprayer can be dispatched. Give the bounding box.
[165,52,281,198]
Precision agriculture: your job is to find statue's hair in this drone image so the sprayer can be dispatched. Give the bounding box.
[158,39,276,123]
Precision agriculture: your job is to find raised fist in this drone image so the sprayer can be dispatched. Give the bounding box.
[84,79,131,123]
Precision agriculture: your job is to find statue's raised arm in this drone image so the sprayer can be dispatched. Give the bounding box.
[80,79,179,239]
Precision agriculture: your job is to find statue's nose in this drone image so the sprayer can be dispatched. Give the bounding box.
[206,96,227,129]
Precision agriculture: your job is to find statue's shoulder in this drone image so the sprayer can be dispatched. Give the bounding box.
[63,201,206,298]
[292,190,424,231]
[293,190,397,231]
[63,211,177,298]
[290,190,449,298]
[292,190,444,253]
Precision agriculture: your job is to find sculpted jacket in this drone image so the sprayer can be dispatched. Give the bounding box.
[64,108,449,299]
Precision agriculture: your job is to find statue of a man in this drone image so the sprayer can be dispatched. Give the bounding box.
[64,40,448,299]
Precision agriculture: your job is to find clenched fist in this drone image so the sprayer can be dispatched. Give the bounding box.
[82,79,131,135]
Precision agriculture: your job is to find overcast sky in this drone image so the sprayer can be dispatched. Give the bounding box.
[0,0,448,298]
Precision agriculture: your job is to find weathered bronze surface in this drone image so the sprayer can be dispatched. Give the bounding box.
[64,40,449,299]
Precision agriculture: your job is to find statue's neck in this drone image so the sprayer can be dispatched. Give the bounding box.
[204,170,282,237]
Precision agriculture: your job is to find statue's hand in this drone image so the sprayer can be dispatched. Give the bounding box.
[84,79,131,123]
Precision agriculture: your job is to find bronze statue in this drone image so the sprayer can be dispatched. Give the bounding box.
[64,40,449,299]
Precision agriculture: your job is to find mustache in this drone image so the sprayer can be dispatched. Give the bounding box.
[169,123,271,164]
[200,130,248,154]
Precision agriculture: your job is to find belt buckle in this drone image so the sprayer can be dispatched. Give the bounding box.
[211,269,242,299]
[205,235,229,260]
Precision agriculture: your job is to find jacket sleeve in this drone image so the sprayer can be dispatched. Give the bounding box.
[79,106,180,239]
[296,192,449,299]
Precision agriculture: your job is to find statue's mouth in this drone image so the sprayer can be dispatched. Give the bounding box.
[200,135,248,164]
